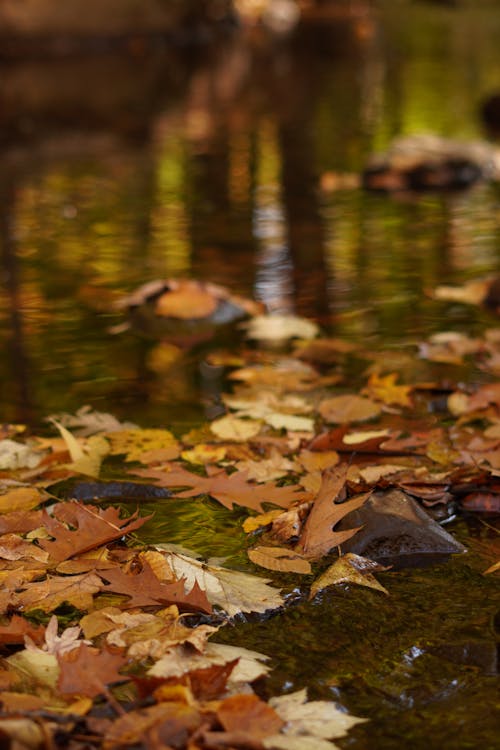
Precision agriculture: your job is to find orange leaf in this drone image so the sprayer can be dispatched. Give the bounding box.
[217,693,284,738]
[58,643,127,697]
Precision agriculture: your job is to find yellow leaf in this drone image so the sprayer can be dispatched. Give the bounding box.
[248,546,311,574]
[243,510,284,533]
[181,444,227,464]
[362,373,413,408]
[106,429,179,462]
[0,487,43,514]
[210,415,262,442]
[310,553,389,598]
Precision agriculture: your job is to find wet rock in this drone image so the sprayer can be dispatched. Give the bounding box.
[481,93,500,137]
[363,134,500,193]
[338,488,466,568]
[115,279,264,344]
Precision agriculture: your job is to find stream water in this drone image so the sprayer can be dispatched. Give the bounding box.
[1,1,499,747]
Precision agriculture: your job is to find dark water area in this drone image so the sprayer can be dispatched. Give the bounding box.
[1,2,500,747]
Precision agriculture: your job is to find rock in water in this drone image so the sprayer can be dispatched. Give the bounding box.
[338,489,466,568]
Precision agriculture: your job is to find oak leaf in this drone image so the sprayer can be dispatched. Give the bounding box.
[38,503,152,562]
[297,466,370,560]
[99,562,212,613]
[133,465,308,512]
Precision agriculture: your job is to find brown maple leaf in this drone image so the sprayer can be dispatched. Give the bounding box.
[38,502,152,562]
[297,465,370,560]
[132,465,308,512]
[58,642,127,697]
[99,562,212,613]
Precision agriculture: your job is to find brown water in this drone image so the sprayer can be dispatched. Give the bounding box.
[1,2,500,747]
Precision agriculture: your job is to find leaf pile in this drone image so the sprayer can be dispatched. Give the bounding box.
[0,304,499,746]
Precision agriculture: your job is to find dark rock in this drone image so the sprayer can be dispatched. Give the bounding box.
[338,488,467,568]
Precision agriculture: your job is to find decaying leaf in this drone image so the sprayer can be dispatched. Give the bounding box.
[310,553,389,598]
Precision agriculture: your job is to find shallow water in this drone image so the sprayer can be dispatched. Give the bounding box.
[1,2,500,746]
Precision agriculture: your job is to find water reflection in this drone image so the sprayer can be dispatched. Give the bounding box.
[1,1,500,424]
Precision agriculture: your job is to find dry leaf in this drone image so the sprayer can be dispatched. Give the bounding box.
[362,372,413,408]
[242,315,319,341]
[310,553,389,598]
[158,549,284,616]
[0,487,44,514]
[297,466,370,560]
[318,395,381,424]
[248,546,311,574]
[210,415,262,441]
[106,428,179,462]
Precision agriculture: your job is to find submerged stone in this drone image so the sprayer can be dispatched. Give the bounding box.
[338,488,466,568]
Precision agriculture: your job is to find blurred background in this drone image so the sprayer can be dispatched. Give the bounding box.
[1,0,500,425]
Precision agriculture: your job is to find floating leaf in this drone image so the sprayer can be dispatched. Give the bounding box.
[310,553,389,598]
[242,314,319,341]
[318,395,381,424]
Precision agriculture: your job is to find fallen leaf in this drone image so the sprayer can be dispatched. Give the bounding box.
[243,509,284,533]
[296,450,339,472]
[318,395,381,424]
[362,373,413,408]
[235,449,299,482]
[0,615,45,646]
[210,415,262,441]
[106,428,179,462]
[133,465,308,512]
[242,314,319,341]
[0,440,43,470]
[58,643,127,697]
[181,444,228,464]
[102,702,201,749]
[297,467,370,560]
[248,546,311,574]
[0,486,44,514]
[310,553,389,598]
[158,549,284,616]
[217,693,284,738]
[148,642,271,685]
[47,405,137,437]
[265,688,367,747]
[99,562,212,613]
[38,503,152,562]
[17,572,103,612]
